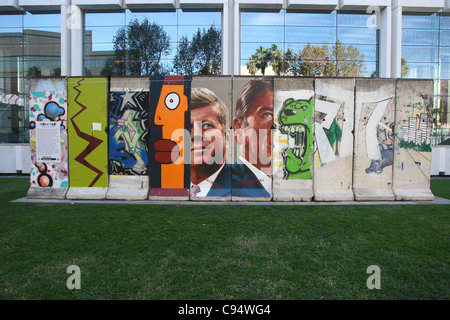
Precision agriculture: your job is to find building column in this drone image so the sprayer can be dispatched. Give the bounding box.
[222,0,230,75]
[233,1,240,75]
[378,5,391,78]
[69,5,83,76]
[60,0,71,77]
[391,1,402,78]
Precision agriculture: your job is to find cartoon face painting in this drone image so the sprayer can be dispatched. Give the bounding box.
[278,97,314,179]
[151,76,190,191]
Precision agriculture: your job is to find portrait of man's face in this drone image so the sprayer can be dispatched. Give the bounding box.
[241,89,273,168]
[233,81,274,177]
[191,103,229,167]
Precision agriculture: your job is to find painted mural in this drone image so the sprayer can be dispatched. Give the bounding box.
[312,79,355,200]
[29,86,68,189]
[353,79,396,200]
[278,96,314,180]
[109,91,149,175]
[272,78,315,201]
[67,77,108,188]
[190,87,232,199]
[393,79,434,200]
[232,78,273,198]
[27,76,435,202]
[149,76,191,197]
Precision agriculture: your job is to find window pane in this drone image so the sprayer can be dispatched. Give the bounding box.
[439,47,450,63]
[241,26,283,43]
[241,11,284,26]
[363,62,376,77]
[85,12,124,27]
[440,15,450,29]
[0,13,23,28]
[402,46,438,63]
[404,62,437,79]
[285,11,335,26]
[241,42,284,59]
[178,25,220,42]
[126,10,176,25]
[338,13,371,27]
[24,59,60,77]
[285,26,335,44]
[85,26,124,51]
[403,14,438,30]
[402,29,438,46]
[178,11,221,26]
[286,43,331,53]
[440,62,450,79]
[338,27,377,45]
[24,12,60,28]
[440,30,450,46]
[0,30,23,47]
[84,9,222,76]
[0,60,19,77]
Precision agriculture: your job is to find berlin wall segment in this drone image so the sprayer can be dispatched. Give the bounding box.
[26,76,434,202]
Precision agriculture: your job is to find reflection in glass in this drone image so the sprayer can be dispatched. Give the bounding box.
[84,9,222,76]
[240,10,377,77]
[0,11,61,143]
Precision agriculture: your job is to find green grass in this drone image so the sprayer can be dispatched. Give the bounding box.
[0,177,449,300]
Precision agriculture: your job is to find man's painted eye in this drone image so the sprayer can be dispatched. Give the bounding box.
[263,112,273,118]
[165,92,180,110]
[202,123,214,130]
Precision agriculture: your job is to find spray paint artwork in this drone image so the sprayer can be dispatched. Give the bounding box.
[278,97,314,180]
[29,91,68,188]
[398,100,433,152]
[361,98,395,174]
[149,76,191,197]
[109,91,149,175]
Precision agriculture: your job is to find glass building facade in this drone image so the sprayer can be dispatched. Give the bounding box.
[0,11,61,143]
[402,13,450,143]
[241,10,378,77]
[84,9,222,76]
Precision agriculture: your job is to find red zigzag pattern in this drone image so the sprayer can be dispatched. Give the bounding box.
[70,78,104,187]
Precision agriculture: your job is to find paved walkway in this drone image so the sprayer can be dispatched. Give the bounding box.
[12,196,450,206]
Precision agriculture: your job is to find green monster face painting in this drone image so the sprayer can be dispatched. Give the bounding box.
[278,97,314,180]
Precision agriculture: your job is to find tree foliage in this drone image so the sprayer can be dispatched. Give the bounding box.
[401,58,409,78]
[248,41,367,77]
[101,18,171,76]
[173,26,221,76]
[246,45,287,76]
[330,41,366,77]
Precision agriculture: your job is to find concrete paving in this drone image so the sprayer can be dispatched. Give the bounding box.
[11,196,450,206]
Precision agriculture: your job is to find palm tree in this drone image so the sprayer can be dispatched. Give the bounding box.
[246,46,272,75]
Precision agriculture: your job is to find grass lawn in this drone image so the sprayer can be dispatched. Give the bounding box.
[0,177,449,300]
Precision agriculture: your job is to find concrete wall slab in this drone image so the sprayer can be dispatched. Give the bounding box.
[393,79,434,200]
[27,77,68,199]
[273,77,314,201]
[313,78,355,201]
[353,78,396,201]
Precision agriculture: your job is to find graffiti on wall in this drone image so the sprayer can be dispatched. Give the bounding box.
[360,98,395,174]
[68,77,108,188]
[278,97,314,179]
[398,97,433,152]
[109,91,149,175]
[232,79,273,197]
[149,76,191,196]
[314,96,345,165]
[27,76,435,202]
[29,90,68,188]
